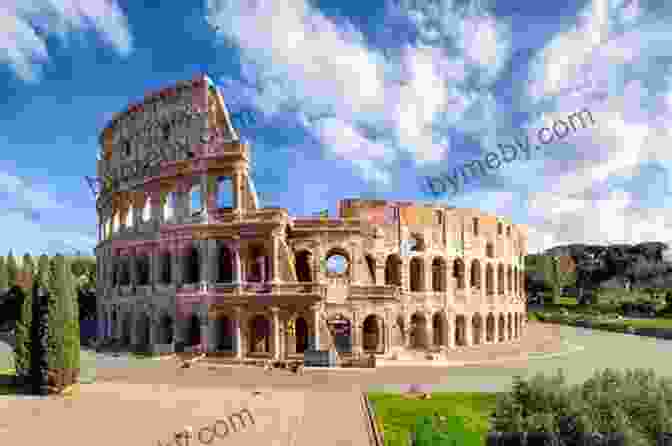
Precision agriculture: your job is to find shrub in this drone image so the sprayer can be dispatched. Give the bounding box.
[490,368,672,445]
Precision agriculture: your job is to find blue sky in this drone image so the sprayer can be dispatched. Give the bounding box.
[0,0,670,257]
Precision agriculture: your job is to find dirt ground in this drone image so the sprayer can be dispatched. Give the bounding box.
[0,322,561,446]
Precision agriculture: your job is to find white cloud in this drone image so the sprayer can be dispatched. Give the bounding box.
[206,0,512,180]
[0,0,133,82]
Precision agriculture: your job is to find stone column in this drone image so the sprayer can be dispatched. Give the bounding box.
[199,308,211,353]
[199,239,209,286]
[232,171,243,214]
[271,307,281,360]
[312,304,321,350]
[376,317,384,351]
[493,316,499,343]
[200,174,209,218]
[425,312,433,350]
[351,312,362,355]
[269,236,280,283]
[233,243,243,285]
[444,312,454,349]
[234,307,243,360]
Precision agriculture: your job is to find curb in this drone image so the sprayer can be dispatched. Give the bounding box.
[361,392,384,446]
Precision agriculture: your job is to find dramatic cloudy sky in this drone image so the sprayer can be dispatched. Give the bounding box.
[0,0,669,256]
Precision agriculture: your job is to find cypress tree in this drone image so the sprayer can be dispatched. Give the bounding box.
[13,256,33,378]
[46,255,67,390]
[20,254,34,297]
[63,258,80,383]
[0,256,7,294]
[6,250,18,288]
[30,255,50,395]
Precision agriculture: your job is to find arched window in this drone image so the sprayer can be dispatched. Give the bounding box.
[184,245,200,284]
[497,222,503,235]
[217,177,234,208]
[470,260,481,289]
[125,206,134,228]
[163,191,175,221]
[453,259,465,289]
[473,217,479,236]
[190,184,202,216]
[112,212,120,233]
[385,255,402,286]
[142,196,151,222]
[486,242,494,258]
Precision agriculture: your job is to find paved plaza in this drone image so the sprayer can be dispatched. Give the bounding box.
[2,322,672,446]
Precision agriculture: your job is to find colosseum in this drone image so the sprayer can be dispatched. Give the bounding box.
[94,74,528,362]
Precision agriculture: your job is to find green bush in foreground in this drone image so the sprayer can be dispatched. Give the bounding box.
[490,368,672,445]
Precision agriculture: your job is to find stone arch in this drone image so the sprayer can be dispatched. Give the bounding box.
[215,314,234,351]
[122,311,132,345]
[295,316,309,353]
[187,313,201,346]
[410,312,428,349]
[471,313,483,345]
[455,315,466,346]
[514,313,519,338]
[486,241,494,258]
[498,314,505,342]
[217,244,235,283]
[409,257,425,291]
[432,257,447,291]
[507,265,513,293]
[136,254,150,285]
[247,244,268,283]
[328,314,352,354]
[365,254,376,284]
[385,255,402,286]
[120,258,131,285]
[158,313,174,345]
[498,263,505,295]
[486,313,495,342]
[393,315,405,347]
[470,259,481,289]
[485,263,495,295]
[324,247,351,278]
[295,250,313,282]
[507,313,513,340]
[453,259,465,289]
[362,314,383,352]
[184,244,200,284]
[249,314,270,353]
[432,312,444,346]
[135,312,151,350]
[160,251,172,284]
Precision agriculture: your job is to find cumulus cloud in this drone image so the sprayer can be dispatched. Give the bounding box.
[206,0,512,179]
[0,0,133,82]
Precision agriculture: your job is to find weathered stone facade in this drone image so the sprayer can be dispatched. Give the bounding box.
[94,74,528,360]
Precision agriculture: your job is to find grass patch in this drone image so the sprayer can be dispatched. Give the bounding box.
[368,392,499,446]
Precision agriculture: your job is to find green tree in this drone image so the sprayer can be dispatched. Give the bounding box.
[6,250,18,289]
[30,255,51,395]
[0,256,8,294]
[64,258,80,380]
[13,254,35,379]
[46,255,67,390]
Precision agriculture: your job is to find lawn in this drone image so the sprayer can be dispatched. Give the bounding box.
[367,392,500,446]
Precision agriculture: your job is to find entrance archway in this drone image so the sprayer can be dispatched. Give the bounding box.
[455,315,466,346]
[135,313,150,349]
[472,313,483,345]
[216,315,234,351]
[410,313,427,349]
[486,313,495,342]
[159,314,173,344]
[122,312,131,345]
[188,314,201,346]
[507,313,513,340]
[363,315,381,351]
[328,315,352,354]
[498,314,505,342]
[295,317,308,353]
[249,315,270,353]
[432,313,443,346]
